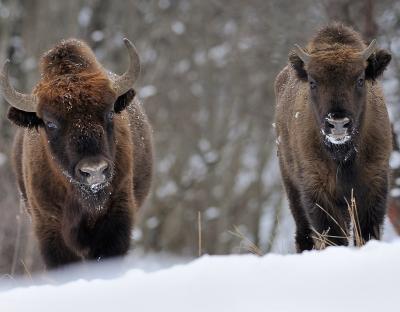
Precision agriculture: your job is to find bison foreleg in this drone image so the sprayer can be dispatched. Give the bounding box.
[357,184,387,244]
[281,176,314,252]
[37,226,81,269]
[87,204,133,260]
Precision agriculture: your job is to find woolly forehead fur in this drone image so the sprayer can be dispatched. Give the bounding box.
[34,39,116,116]
[303,24,368,82]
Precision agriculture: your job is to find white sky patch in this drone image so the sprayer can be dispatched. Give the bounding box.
[194,50,207,65]
[142,48,157,64]
[223,20,237,35]
[173,59,190,74]
[156,180,177,198]
[146,216,160,229]
[390,151,400,169]
[0,153,7,166]
[158,0,170,10]
[198,138,211,152]
[208,43,231,67]
[390,188,400,197]
[171,21,185,35]
[131,228,143,241]
[78,7,92,27]
[91,30,104,42]
[205,207,220,220]
[139,85,157,98]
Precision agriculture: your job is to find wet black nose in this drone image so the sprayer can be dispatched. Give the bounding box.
[76,160,109,185]
[326,117,351,132]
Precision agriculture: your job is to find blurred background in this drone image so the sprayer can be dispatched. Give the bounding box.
[1,0,400,276]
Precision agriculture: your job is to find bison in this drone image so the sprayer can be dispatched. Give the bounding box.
[0,38,153,268]
[274,24,392,252]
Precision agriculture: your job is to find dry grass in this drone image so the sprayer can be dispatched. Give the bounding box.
[229,225,263,256]
[198,211,202,257]
[345,189,365,247]
[312,189,365,249]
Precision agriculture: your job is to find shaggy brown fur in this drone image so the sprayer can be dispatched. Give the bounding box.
[275,24,392,252]
[8,39,153,268]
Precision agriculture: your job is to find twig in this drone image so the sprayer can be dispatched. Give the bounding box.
[20,259,32,280]
[229,225,263,256]
[198,211,202,257]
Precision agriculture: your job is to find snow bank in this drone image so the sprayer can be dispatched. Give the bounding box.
[1,240,400,312]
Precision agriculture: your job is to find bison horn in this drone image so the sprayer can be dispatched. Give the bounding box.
[294,44,311,65]
[359,39,377,61]
[111,38,140,96]
[0,60,38,112]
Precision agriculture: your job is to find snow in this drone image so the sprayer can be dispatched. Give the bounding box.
[1,240,400,311]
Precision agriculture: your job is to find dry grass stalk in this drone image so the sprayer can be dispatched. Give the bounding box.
[229,225,263,256]
[314,188,365,249]
[20,259,32,280]
[198,211,202,257]
[345,189,365,247]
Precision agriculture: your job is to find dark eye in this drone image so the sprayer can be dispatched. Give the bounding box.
[309,78,317,90]
[106,111,114,122]
[357,78,364,88]
[46,121,58,130]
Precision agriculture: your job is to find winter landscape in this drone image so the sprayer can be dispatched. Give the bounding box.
[1,0,400,311]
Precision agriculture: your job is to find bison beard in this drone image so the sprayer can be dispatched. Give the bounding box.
[2,39,153,268]
[275,23,392,252]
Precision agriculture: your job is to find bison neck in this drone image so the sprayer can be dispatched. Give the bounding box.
[61,186,112,256]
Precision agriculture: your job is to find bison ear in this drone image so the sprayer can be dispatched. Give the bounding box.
[114,88,136,114]
[289,51,308,81]
[365,49,391,80]
[7,107,44,129]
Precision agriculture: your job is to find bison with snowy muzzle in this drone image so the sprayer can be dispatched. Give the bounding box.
[1,38,153,268]
[274,24,392,252]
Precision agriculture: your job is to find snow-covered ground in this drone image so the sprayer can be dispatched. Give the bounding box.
[1,239,399,312]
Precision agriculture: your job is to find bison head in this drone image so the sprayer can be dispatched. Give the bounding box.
[1,38,139,204]
[290,38,391,161]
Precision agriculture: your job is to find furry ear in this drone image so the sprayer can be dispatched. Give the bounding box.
[114,88,136,113]
[365,49,391,80]
[289,51,308,81]
[7,107,44,129]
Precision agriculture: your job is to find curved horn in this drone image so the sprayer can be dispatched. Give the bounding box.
[0,60,37,112]
[358,39,377,61]
[111,38,140,96]
[294,44,311,65]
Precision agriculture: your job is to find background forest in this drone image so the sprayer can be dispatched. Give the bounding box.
[1,0,400,275]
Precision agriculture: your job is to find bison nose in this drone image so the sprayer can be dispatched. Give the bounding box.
[326,117,351,133]
[77,160,109,185]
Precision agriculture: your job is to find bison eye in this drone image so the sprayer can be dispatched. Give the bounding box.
[106,111,114,122]
[309,80,317,90]
[357,78,365,88]
[46,121,58,130]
